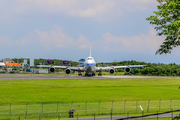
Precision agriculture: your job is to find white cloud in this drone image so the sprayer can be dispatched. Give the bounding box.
[13,26,90,49]
[76,35,91,49]
[99,27,164,54]
[0,0,158,21]
[125,0,158,11]
[130,0,157,4]
[35,26,75,48]
[0,26,166,55]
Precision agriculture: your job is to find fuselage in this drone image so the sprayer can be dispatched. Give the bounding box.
[0,63,5,68]
[84,57,96,75]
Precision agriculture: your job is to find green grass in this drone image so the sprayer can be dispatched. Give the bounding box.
[0,78,180,119]
[0,78,180,104]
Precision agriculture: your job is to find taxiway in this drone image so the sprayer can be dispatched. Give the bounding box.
[0,74,179,79]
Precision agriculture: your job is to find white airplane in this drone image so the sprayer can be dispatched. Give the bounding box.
[37,50,145,76]
[0,63,5,68]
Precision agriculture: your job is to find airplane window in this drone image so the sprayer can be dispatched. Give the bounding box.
[88,58,92,60]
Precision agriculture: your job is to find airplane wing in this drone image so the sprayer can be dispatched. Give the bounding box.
[97,65,145,70]
[37,65,67,69]
[96,65,146,74]
[114,65,145,69]
[37,65,80,71]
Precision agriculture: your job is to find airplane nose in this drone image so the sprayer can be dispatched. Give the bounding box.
[87,65,95,71]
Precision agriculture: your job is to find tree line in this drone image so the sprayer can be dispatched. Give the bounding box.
[99,60,180,76]
[130,63,180,76]
[12,58,180,76]
[112,61,180,76]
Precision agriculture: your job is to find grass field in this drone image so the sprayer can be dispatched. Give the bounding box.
[0,78,180,119]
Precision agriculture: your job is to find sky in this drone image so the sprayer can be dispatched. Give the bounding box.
[0,0,180,64]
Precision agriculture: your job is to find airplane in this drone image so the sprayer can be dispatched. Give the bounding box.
[0,63,5,67]
[37,50,145,76]
[0,63,5,69]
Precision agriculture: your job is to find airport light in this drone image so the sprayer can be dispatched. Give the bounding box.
[147,99,150,113]
[170,98,173,110]
[159,99,162,112]
[71,101,74,108]
[124,99,127,114]
[136,99,139,113]
[99,100,101,115]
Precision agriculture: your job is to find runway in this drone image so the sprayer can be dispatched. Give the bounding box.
[0,74,179,79]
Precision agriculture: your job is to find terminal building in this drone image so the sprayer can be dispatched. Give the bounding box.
[2,58,14,64]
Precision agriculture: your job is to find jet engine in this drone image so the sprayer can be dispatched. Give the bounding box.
[49,67,55,73]
[109,69,115,74]
[96,67,102,72]
[125,67,131,73]
[78,67,84,72]
[65,68,71,74]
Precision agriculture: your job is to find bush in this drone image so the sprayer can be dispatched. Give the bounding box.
[10,71,15,74]
[12,67,17,70]
[0,71,6,73]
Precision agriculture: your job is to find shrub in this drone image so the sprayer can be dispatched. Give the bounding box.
[10,71,15,74]
[0,71,6,73]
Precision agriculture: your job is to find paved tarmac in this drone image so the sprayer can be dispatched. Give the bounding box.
[57,113,180,120]
[0,74,179,79]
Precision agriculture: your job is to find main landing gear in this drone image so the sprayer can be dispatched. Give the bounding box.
[98,72,102,76]
[98,74,102,76]
[78,72,82,76]
[78,74,82,76]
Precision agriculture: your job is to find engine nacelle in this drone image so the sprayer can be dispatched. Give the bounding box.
[109,69,115,74]
[65,68,71,74]
[78,67,84,72]
[125,67,131,73]
[96,67,102,72]
[49,67,55,73]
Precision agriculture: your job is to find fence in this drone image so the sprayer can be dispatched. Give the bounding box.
[0,99,180,120]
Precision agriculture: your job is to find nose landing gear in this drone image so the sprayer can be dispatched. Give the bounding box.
[84,73,95,77]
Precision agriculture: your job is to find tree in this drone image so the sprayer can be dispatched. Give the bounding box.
[146,0,180,54]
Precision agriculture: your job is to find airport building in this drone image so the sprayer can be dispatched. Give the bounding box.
[2,58,14,64]
[79,59,85,67]
[31,69,48,74]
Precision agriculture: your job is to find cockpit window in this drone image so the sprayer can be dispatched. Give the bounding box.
[88,58,92,60]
